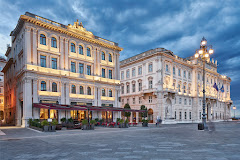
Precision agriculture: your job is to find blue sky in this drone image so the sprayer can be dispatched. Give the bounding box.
[0,0,239,117]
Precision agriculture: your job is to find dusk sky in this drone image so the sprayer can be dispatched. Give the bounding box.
[0,0,239,116]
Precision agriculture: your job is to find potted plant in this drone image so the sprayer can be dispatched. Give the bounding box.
[67,118,74,129]
[142,119,149,127]
[82,119,88,130]
[90,120,96,130]
[124,103,131,126]
[51,119,58,132]
[61,117,67,127]
[119,119,124,128]
[41,120,49,132]
[95,118,99,126]
[125,119,129,128]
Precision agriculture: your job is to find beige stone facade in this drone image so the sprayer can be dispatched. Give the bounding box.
[120,48,232,124]
[0,57,6,123]
[3,12,122,127]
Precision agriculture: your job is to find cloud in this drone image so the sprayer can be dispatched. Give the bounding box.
[116,8,148,23]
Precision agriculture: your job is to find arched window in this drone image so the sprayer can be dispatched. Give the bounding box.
[51,37,57,48]
[102,52,105,60]
[41,81,46,91]
[87,87,91,95]
[109,89,112,97]
[52,82,57,92]
[71,85,76,94]
[80,86,84,94]
[79,45,83,55]
[102,89,106,96]
[87,47,91,57]
[71,43,76,53]
[109,53,112,62]
[40,34,46,45]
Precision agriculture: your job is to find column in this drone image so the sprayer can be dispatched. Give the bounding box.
[136,112,139,123]
[115,53,119,80]
[22,77,32,127]
[32,78,39,119]
[60,81,65,105]
[93,85,99,106]
[32,28,38,65]
[64,38,69,70]
[24,26,31,64]
[65,82,70,105]
[60,37,65,70]
[15,82,21,126]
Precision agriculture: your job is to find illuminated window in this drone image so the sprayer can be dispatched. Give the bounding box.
[52,58,57,69]
[87,47,91,57]
[87,87,91,95]
[71,85,76,94]
[87,65,91,75]
[40,108,48,119]
[102,52,105,60]
[40,34,46,45]
[109,70,112,79]
[51,37,57,48]
[41,81,46,91]
[80,86,84,94]
[71,62,76,72]
[40,55,46,67]
[52,82,57,92]
[50,110,57,119]
[109,90,112,97]
[102,89,106,96]
[109,53,112,62]
[71,43,76,53]
[79,45,83,55]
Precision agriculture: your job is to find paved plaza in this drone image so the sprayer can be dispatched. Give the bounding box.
[0,122,239,160]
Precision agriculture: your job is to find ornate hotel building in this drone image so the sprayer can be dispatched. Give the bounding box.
[120,48,232,123]
[3,12,122,127]
[0,57,6,123]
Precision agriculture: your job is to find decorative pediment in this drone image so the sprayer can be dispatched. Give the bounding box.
[68,20,94,38]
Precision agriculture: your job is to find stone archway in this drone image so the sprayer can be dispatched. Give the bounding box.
[165,98,172,119]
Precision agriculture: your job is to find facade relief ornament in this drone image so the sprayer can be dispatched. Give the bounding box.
[68,20,94,38]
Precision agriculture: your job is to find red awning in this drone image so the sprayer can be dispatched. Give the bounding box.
[33,103,146,112]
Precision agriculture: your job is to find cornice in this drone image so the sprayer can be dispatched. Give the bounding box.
[20,15,123,52]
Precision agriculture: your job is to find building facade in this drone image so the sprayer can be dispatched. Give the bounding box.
[3,12,122,127]
[120,48,232,124]
[0,57,6,124]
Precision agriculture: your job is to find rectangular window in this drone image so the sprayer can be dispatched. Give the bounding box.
[40,55,46,67]
[179,112,182,120]
[189,99,192,105]
[178,69,181,76]
[87,65,91,75]
[79,63,84,74]
[148,64,153,72]
[126,70,130,78]
[109,70,112,79]
[149,80,153,89]
[179,98,182,104]
[133,98,135,104]
[71,62,76,72]
[127,85,130,93]
[173,67,175,75]
[175,111,177,119]
[132,84,135,92]
[127,98,129,104]
[122,99,124,105]
[149,96,152,103]
[184,99,187,105]
[138,82,142,91]
[102,68,106,78]
[138,66,142,75]
[189,112,191,120]
[52,58,57,69]
[184,71,186,78]
[132,68,136,77]
[121,71,124,80]
[166,64,169,72]
[121,86,124,94]
[139,97,142,104]
[185,112,187,119]
[188,72,191,79]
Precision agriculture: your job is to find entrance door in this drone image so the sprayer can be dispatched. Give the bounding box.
[148,108,153,123]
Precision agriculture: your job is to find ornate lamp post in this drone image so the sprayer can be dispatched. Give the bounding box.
[233,106,236,119]
[194,37,214,130]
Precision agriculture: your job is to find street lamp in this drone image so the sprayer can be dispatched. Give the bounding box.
[233,106,236,119]
[194,37,214,130]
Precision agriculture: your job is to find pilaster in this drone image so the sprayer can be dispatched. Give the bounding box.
[22,77,32,127]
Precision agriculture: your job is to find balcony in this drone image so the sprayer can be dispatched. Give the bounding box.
[143,88,157,94]
[38,91,61,97]
[101,97,115,101]
[69,94,94,99]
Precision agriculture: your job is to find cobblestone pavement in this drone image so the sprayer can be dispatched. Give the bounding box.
[0,122,240,160]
